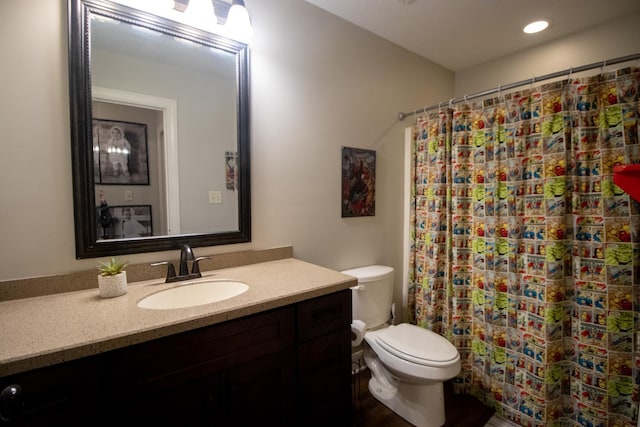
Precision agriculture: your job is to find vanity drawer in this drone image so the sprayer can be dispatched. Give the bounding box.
[296,289,352,342]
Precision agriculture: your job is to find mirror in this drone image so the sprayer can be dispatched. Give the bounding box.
[69,0,251,258]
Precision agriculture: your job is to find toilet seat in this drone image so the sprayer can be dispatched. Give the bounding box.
[364,323,461,382]
[375,323,459,367]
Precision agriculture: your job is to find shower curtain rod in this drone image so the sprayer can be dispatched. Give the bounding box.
[397,52,640,121]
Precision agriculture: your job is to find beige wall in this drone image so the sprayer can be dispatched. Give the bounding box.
[0,0,451,283]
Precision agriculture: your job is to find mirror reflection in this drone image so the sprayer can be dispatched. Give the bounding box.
[69,0,251,258]
[91,15,239,238]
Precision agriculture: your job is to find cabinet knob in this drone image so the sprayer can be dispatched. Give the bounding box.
[0,384,22,422]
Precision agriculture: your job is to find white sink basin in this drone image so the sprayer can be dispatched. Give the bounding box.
[137,279,249,310]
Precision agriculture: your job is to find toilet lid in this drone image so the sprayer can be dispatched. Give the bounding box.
[341,265,393,282]
[375,324,458,366]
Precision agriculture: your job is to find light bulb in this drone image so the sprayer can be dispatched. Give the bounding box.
[523,20,549,34]
[225,0,253,42]
[184,0,217,32]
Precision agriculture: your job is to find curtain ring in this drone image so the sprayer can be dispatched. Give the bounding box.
[449,98,454,110]
[413,108,422,124]
[467,94,476,110]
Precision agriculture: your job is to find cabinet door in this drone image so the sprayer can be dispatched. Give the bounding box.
[0,357,103,427]
[108,348,296,426]
[297,290,352,427]
[297,327,352,426]
[106,374,214,425]
[214,350,296,426]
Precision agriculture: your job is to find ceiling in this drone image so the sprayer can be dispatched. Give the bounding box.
[304,0,640,72]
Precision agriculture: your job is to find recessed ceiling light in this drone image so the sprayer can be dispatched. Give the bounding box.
[523,20,549,34]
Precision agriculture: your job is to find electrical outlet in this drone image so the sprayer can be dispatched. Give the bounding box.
[208,190,222,204]
[124,190,133,201]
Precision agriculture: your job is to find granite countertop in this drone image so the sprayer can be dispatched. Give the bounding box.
[0,258,356,377]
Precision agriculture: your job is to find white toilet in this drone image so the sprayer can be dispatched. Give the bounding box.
[343,265,461,427]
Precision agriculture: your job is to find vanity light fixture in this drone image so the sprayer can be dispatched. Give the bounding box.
[180,0,254,42]
[523,20,549,34]
[109,0,253,42]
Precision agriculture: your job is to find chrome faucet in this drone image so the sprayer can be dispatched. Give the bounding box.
[151,245,212,283]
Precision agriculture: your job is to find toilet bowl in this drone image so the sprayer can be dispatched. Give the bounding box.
[343,265,461,427]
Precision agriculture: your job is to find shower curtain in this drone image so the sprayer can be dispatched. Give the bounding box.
[408,66,640,427]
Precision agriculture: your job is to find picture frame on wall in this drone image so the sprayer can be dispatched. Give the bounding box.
[341,146,376,217]
[93,119,150,185]
[97,204,153,240]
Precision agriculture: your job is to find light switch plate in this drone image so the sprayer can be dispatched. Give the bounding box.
[124,190,133,201]
[208,190,222,204]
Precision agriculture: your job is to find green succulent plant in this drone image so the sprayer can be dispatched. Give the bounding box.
[97,257,128,277]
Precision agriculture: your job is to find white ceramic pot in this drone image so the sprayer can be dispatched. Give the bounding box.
[98,271,127,298]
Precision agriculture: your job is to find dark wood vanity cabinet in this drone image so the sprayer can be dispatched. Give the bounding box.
[0,290,352,426]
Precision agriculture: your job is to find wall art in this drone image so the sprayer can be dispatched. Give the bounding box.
[341,146,376,217]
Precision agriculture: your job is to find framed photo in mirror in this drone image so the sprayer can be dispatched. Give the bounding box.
[97,204,153,240]
[93,119,150,185]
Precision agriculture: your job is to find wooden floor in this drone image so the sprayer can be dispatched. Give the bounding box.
[352,369,495,427]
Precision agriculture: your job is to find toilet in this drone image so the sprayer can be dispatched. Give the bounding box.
[343,265,461,427]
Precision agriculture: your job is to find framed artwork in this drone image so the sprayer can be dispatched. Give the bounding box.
[93,119,149,185]
[341,146,376,217]
[97,204,153,240]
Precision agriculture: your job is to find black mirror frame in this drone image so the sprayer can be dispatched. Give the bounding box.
[68,0,251,259]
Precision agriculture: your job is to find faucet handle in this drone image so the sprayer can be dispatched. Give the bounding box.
[191,256,212,276]
[151,261,177,283]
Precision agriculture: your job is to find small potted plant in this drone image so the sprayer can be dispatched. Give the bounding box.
[97,257,129,298]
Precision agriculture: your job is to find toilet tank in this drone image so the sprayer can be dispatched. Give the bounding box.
[342,265,394,329]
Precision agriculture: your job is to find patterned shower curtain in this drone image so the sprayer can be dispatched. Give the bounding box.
[408,66,640,427]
